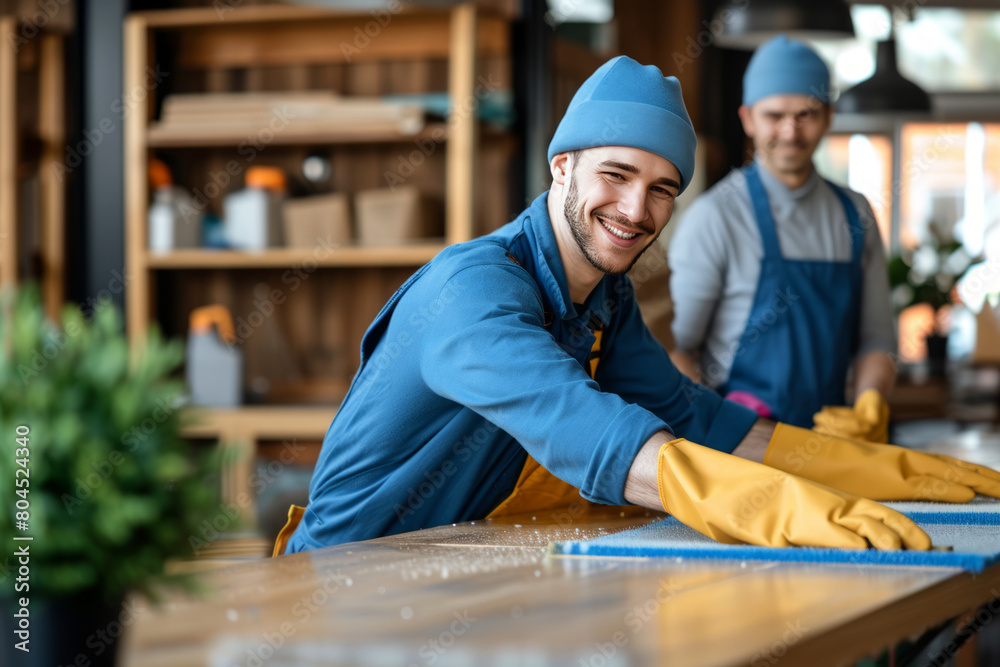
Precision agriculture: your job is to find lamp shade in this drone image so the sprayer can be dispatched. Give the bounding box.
[836,39,931,114]
[712,0,855,49]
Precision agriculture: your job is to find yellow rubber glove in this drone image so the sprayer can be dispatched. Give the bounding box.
[764,422,1000,502]
[657,438,930,550]
[813,389,890,443]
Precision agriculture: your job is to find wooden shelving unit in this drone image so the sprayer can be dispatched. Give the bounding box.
[0,13,66,319]
[123,3,515,528]
[124,2,514,340]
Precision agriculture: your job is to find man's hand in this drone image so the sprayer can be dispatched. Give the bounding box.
[625,434,929,550]
[764,423,1000,502]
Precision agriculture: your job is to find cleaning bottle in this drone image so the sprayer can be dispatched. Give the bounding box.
[223,166,287,250]
[148,158,202,253]
[187,305,243,407]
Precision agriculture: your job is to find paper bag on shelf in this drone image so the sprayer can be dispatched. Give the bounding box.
[354,186,442,246]
[282,193,352,249]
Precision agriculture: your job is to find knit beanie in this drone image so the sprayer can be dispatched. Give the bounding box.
[742,35,831,107]
[547,56,697,194]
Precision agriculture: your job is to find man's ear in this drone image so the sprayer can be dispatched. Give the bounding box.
[550,152,571,186]
[737,105,754,138]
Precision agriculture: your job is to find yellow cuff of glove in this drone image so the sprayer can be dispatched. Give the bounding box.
[764,422,1000,502]
[813,389,890,443]
[655,438,929,550]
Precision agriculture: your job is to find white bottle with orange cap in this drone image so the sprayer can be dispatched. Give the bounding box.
[148,158,202,253]
[187,305,243,407]
[224,166,287,250]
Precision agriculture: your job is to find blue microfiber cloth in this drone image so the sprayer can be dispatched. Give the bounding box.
[552,509,1000,573]
[885,496,1000,525]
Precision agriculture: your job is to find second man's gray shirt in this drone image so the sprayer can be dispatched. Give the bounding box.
[668,159,896,390]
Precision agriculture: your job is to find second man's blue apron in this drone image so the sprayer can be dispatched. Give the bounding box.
[721,163,864,428]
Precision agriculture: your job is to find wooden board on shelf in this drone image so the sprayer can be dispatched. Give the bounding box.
[149,91,429,147]
[160,92,423,122]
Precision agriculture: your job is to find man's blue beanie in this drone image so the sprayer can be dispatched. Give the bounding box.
[547,56,696,194]
[742,35,831,107]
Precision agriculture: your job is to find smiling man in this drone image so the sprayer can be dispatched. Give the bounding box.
[669,35,898,438]
[275,56,1000,557]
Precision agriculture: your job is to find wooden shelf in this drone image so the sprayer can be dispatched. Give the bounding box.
[181,404,335,441]
[133,2,515,28]
[144,241,445,269]
[181,405,335,527]
[147,122,448,149]
[166,536,271,573]
[135,5,509,70]
[136,4,386,27]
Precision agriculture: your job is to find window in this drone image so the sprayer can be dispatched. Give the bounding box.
[812,5,1000,93]
[898,122,1000,257]
[814,134,893,250]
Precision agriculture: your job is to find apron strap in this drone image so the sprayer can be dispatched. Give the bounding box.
[825,181,865,268]
[272,504,306,557]
[743,163,784,261]
[825,180,866,356]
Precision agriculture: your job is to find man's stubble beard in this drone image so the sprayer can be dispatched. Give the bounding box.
[562,170,658,277]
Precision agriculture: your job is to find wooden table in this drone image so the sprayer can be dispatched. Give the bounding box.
[120,431,1000,666]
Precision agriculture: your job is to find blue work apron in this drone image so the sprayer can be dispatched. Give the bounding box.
[721,163,864,427]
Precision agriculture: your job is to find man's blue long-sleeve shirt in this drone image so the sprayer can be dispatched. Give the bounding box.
[287,193,756,551]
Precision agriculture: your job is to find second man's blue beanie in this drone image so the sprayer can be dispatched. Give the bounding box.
[742,35,831,107]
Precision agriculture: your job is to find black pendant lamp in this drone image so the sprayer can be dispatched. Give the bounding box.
[836,38,931,114]
[712,0,855,49]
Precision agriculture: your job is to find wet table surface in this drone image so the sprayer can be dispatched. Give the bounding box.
[120,435,1000,667]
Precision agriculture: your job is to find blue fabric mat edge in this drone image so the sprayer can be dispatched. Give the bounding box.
[897,511,1000,525]
[551,516,1000,573]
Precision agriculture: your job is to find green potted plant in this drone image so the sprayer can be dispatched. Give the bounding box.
[0,285,219,667]
[888,220,973,377]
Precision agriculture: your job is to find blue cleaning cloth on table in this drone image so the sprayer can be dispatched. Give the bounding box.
[884,496,1000,526]
[552,510,1000,573]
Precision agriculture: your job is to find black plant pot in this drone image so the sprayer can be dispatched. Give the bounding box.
[926,333,948,379]
[2,593,124,667]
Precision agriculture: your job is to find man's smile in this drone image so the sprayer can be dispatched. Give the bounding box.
[596,215,644,244]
